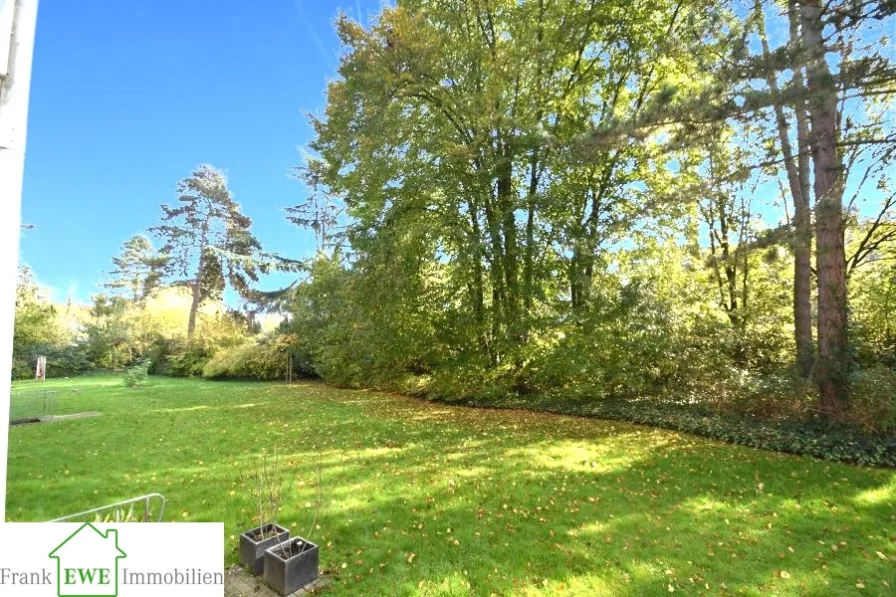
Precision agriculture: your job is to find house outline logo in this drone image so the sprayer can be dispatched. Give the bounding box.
[48,523,127,597]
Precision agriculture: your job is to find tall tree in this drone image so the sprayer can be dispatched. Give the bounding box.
[150,164,265,341]
[589,0,896,416]
[783,0,894,411]
[309,0,718,364]
[756,0,814,377]
[288,158,346,255]
[105,234,169,301]
[798,0,849,414]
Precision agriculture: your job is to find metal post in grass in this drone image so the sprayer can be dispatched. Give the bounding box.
[0,0,40,522]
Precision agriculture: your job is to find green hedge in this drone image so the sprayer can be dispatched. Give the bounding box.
[11,344,93,380]
[202,341,287,380]
[146,338,211,378]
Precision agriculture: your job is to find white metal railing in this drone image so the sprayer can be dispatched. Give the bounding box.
[51,493,166,523]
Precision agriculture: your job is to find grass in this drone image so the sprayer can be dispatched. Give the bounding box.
[5,375,895,596]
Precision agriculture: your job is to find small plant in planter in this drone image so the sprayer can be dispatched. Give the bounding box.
[264,536,320,596]
[238,450,290,576]
[264,460,323,596]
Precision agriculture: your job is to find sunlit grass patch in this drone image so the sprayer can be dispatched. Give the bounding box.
[5,376,895,596]
[853,477,896,506]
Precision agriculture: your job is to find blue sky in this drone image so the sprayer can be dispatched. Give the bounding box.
[18,2,892,306]
[19,0,376,306]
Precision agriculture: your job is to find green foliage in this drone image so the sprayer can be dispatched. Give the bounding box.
[282,1,825,424]
[165,346,212,378]
[14,0,896,465]
[105,234,169,301]
[13,267,65,349]
[78,288,254,378]
[192,311,253,354]
[83,295,138,370]
[148,164,281,340]
[144,336,176,375]
[277,0,896,430]
[284,240,809,430]
[43,344,93,378]
[123,358,151,387]
[202,339,287,380]
[848,365,896,435]
[848,229,896,367]
[10,358,32,380]
[11,344,94,381]
[10,266,88,380]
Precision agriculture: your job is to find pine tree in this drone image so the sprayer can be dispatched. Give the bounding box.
[105,234,169,301]
[149,164,265,341]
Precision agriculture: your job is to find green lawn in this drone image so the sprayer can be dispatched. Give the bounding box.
[5,376,895,596]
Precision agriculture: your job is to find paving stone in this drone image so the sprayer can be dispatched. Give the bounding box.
[224,565,330,597]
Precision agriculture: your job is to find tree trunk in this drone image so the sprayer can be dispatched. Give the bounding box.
[187,229,210,343]
[793,195,814,378]
[466,196,490,359]
[482,190,506,361]
[569,242,589,312]
[523,148,539,317]
[801,0,849,416]
[788,0,816,379]
[759,0,814,377]
[704,196,742,331]
[187,276,201,342]
[497,151,520,336]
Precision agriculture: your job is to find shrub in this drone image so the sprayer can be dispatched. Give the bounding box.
[202,340,287,380]
[123,359,151,387]
[425,358,492,402]
[42,344,94,377]
[710,371,817,422]
[145,336,180,375]
[11,356,33,380]
[11,344,94,380]
[145,337,206,377]
[522,337,610,402]
[848,364,896,434]
[166,347,212,377]
[272,333,318,379]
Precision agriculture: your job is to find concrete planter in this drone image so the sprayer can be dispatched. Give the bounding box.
[263,537,319,596]
[239,524,290,576]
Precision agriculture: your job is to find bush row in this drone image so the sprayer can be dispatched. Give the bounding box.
[202,340,288,380]
[145,334,313,381]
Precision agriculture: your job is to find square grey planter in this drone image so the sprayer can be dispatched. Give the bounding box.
[263,537,319,596]
[239,523,290,576]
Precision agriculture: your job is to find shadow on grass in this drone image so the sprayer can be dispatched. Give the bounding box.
[6,377,895,596]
